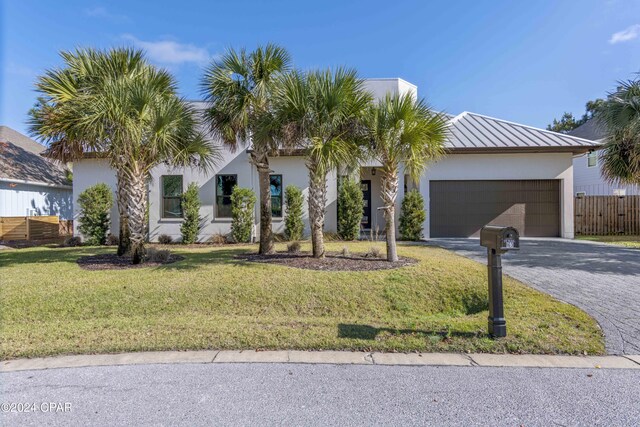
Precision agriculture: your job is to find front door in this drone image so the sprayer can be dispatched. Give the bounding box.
[361,180,371,229]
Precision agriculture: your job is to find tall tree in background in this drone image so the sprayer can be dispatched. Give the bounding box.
[598,77,640,189]
[364,93,447,262]
[547,99,605,134]
[201,44,291,255]
[30,47,218,263]
[272,68,371,258]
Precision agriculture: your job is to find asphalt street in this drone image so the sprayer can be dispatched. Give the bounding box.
[2,363,640,426]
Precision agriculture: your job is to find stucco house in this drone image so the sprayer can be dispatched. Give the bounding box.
[569,119,640,196]
[72,78,598,241]
[0,126,73,219]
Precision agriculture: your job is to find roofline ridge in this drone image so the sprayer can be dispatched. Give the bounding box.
[461,112,599,145]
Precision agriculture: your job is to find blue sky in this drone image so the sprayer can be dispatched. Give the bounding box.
[2,0,639,137]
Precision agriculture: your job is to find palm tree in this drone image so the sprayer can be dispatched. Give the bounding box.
[272,68,372,258]
[598,77,640,188]
[364,92,448,262]
[30,47,218,263]
[201,44,291,255]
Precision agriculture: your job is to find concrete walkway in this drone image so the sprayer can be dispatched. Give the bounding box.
[2,350,639,372]
[430,238,640,355]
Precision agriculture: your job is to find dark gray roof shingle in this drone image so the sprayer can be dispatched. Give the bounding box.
[0,126,71,187]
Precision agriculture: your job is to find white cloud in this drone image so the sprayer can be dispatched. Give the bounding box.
[122,35,210,65]
[609,24,640,44]
[84,6,130,22]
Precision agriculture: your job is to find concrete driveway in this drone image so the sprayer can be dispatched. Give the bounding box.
[429,238,640,355]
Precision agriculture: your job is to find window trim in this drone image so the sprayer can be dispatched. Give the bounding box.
[160,175,183,219]
[270,174,283,219]
[587,151,597,168]
[215,174,238,219]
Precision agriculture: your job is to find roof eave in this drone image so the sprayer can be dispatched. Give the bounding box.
[445,145,600,155]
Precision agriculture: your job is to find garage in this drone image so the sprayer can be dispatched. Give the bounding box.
[429,180,560,237]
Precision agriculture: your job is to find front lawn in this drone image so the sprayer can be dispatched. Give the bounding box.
[576,235,640,249]
[0,242,604,359]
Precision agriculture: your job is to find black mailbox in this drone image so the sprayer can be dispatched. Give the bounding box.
[480,225,519,254]
[479,225,520,338]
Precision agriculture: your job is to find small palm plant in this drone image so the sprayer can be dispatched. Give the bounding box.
[30,47,218,263]
[201,44,291,255]
[272,68,371,257]
[598,77,640,188]
[364,92,448,261]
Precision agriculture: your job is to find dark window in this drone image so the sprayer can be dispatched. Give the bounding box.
[216,175,237,218]
[270,175,283,217]
[161,175,183,218]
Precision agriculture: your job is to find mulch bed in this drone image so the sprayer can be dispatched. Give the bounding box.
[236,251,417,271]
[77,253,184,271]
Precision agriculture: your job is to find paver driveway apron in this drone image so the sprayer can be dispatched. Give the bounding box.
[429,238,640,355]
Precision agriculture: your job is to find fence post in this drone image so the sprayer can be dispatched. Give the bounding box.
[26,216,31,240]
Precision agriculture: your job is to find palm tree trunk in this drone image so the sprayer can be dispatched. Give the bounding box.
[307,161,326,258]
[115,168,131,256]
[126,168,148,264]
[381,166,399,262]
[251,151,274,255]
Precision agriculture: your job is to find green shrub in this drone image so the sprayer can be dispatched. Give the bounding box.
[180,183,201,244]
[230,187,256,243]
[63,236,82,247]
[106,234,119,246]
[287,241,301,253]
[337,178,363,240]
[399,190,426,241]
[284,185,304,241]
[158,234,173,244]
[77,183,113,245]
[145,248,171,263]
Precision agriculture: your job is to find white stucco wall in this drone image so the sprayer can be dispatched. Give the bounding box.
[363,78,417,100]
[0,181,73,219]
[419,152,575,239]
[573,150,640,195]
[72,152,339,243]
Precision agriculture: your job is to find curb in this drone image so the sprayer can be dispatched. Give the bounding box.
[2,351,640,372]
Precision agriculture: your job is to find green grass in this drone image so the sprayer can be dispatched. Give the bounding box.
[0,242,604,359]
[576,235,640,248]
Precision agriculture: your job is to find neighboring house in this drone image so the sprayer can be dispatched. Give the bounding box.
[569,119,640,196]
[72,78,598,241]
[0,126,73,219]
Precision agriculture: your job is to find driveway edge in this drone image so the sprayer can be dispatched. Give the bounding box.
[2,350,640,372]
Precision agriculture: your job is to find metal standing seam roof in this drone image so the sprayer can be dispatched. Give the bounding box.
[444,112,601,150]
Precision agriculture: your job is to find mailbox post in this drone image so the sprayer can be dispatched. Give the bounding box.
[480,226,519,338]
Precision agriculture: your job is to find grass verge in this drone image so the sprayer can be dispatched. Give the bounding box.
[0,242,604,359]
[576,235,640,248]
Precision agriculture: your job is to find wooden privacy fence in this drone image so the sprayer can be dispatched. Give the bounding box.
[0,216,64,241]
[575,195,640,235]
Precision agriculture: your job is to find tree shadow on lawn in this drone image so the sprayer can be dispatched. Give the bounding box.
[0,246,254,270]
[155,248,254,271]
[337,323,481,341]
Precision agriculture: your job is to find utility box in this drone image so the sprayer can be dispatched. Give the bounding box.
[479,225,520,338]
[480,225,519,254]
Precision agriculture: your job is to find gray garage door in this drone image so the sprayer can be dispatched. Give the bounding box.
[429,180,560,237]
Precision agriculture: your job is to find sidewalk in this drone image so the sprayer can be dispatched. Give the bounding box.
[3,350,640,372]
